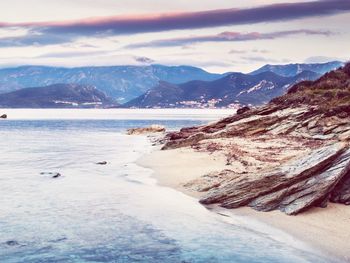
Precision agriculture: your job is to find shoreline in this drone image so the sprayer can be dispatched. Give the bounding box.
[137,147,350,262]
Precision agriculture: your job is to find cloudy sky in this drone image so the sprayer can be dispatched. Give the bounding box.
[0,0,349,73]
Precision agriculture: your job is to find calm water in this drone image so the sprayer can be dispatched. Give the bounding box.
[0,109,335,263]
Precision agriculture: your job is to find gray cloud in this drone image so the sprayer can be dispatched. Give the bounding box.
[304,56,344,63]
[0,0,348,47]
[240,56,291,64]
[126,30,333,49]
[134,56,155,64]
[229,49,270,54]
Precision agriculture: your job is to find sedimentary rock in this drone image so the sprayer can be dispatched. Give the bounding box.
[160,63,350,215]
[236,106,250,115]
[330,171,350,205]
[200,144,350,213]
[127,125,166,135]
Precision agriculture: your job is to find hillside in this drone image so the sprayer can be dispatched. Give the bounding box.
[125,70,321,108]
[159,63,350,215]
[0,84,117,108]
[0,65,223,103]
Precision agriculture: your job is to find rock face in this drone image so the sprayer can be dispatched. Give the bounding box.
[161,63,350,215]
[200,144,350,215]
[127,125,166,135]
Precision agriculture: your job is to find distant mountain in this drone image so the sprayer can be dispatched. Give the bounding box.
[0,62,343,108]
[250,61,343,77]
[124,70,321,108]
[0,84,117,108]
[0,65,224,103]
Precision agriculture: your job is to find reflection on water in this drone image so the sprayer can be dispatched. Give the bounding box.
[0,110,335,262]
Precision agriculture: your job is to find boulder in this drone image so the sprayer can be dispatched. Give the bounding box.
[0,114,7,119]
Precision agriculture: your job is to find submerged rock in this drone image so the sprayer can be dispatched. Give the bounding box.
[5,240,19,246]
[127,125,166,135]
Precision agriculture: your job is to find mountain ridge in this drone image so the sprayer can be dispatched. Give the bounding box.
[0,83,117,108]
[124,69,321,108]
[250,61,343,77]
[0,64,224,103]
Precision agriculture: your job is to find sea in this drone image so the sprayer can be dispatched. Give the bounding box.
[0,109,336,263]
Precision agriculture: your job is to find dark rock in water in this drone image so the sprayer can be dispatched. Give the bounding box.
[96,161,107,165]
[49,237,67,243]
[236,106,250,115]
[40,172,61,178]
[5,240,19,246]
[0,114,7,119]
[52,173,61,178]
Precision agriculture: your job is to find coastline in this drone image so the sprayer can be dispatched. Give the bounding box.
[137,147,350,262]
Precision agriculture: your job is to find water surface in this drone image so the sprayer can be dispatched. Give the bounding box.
[0,109,334,262]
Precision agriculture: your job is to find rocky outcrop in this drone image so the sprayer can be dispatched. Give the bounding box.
[236,106,250,115]
[127,125,166,135]
[200,144,350,215]
[160,63,350,215]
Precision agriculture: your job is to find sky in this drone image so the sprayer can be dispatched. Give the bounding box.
[0,0,349,73]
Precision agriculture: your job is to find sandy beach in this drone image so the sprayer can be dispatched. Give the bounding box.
[138,147,350,262]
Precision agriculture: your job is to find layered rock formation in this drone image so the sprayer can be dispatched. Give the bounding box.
[161,63,350,215]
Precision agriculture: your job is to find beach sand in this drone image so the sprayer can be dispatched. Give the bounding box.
[138,147,350,262]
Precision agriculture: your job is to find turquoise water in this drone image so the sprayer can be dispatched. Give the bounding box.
[0,110,335,263]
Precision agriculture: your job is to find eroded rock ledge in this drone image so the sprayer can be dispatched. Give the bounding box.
[127,125,166,135]
[160,63,350,215]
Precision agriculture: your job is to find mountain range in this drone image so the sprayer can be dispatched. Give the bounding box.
[125,70,321,108]
[0,84,117,108]
[0,61,344,108]
[0,65,223,103]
